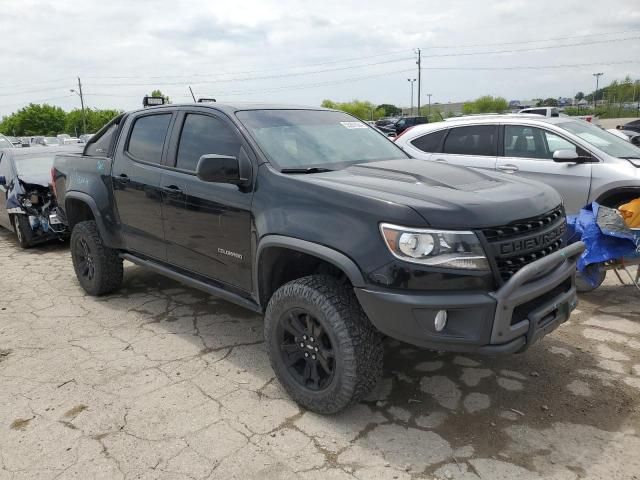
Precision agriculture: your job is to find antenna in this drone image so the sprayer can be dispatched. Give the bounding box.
[189,86,196,102]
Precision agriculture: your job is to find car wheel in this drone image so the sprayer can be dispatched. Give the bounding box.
[576,265,607,293]
[12,215,32,249]
[264,275,383,414]
[70,220,123,296]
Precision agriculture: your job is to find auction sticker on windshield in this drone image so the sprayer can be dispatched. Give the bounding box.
[340,121,367,129]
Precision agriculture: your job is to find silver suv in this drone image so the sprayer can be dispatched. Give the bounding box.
[394,115,640,214]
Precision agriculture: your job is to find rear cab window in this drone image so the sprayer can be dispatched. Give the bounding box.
[126,114,172,164]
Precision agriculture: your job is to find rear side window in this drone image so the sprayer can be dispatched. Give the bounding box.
[443,125,498,156]
[176,114,242,172]
[85,123,118,157]
[411,129,447,153]
[127,114,172,164]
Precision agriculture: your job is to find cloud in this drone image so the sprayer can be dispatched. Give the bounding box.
[0,0,639,117]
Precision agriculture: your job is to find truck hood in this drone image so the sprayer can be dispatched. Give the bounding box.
[17,174,51,189]
[295,159,562,229]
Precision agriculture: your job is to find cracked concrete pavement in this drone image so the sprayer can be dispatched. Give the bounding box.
[1,230,639,480]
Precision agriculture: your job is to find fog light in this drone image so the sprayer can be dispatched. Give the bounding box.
[434,310,447,332]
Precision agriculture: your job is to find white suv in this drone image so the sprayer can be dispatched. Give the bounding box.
[394,114,640,214]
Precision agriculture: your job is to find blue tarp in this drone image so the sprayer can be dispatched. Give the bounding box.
[567,203,639,287]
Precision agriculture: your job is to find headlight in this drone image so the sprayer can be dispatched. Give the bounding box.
[380,223,489,270]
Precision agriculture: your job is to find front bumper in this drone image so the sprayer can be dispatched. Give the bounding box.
[355,241,585,354]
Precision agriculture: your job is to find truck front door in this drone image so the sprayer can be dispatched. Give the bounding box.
[112,112,174,261]
[160,111,253,291]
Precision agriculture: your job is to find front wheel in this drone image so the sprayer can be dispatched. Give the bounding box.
[264,275,383,414]
[70,221,123,296]
[12,215,34,249]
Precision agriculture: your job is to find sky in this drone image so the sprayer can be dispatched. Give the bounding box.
[0,0,639,117]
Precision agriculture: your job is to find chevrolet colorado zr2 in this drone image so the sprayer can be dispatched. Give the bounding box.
[52,103,585,413]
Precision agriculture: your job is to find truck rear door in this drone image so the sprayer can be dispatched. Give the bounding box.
[160,109,254,292]
[112,111,175,261]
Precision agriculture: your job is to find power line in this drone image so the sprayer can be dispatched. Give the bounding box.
[419,35,640,58]
[420,60,640,71]
[86,56,414,87]
[422,28,640,49]
[83,48,411,80]
[78,36,640,89]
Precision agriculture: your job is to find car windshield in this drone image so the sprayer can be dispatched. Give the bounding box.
[236,109,407,170]
[560,121,640,158]
[14,155,55,177]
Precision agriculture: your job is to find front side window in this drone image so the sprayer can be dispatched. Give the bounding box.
[504,125,549,159]
[544,131,577,155]
[411,129,447,153]
[443,125,498,156]
[127,114,172,164]
[176,114,241,172]
[236,110,406,170]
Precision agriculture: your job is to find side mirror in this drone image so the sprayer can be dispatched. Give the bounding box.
[195,151,251,185]
[552,149,589,163]
[0,176,6,187]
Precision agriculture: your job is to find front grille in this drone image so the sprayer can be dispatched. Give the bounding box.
[482,206,566,282]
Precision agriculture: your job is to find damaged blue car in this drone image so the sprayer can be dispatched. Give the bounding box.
[0,146,81,248]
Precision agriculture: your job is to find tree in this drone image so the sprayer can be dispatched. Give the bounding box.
[376,104,402,117]
[575,91,584,101]
[462,95,508,114]
[542,98,558,107]
[0,103,66,136]
[65,108,121,135]
[320,99,385,120]
[149,89,170,103]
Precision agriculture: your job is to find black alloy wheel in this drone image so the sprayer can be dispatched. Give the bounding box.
[278,308,336,391]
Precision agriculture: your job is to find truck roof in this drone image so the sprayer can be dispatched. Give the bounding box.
[136,102,327,115]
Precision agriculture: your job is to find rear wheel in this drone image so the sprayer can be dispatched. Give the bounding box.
[12,215,32,249]
[264,275,383,414]
[70,221,123,296]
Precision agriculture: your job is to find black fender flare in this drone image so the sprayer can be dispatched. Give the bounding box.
[255,235,366,303]
[63,191,117,246]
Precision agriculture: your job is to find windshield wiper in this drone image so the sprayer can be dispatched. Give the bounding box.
[280,167,334,174]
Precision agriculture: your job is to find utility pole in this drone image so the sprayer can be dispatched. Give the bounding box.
[415,48,422,116]
[71,77,87,135]
[407,78,416,115]
[592,72,603,109]
[427,93,432,117]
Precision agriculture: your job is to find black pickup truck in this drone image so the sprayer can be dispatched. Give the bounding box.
[52,103,584,413]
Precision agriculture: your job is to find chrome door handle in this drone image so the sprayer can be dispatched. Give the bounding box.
[497,164,519,173]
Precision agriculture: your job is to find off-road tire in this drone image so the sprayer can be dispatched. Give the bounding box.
[264,275,383,414]
[71,221,123,296]
[12,215,32,249]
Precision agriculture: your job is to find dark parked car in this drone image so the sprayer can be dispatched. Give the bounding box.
[379,116,429,136]
[621,119,640,134]
[0,146,80,247]
[52,103,583,414]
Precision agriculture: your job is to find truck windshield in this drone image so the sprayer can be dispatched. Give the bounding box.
[561,120,640,158]
[236,109,408,170]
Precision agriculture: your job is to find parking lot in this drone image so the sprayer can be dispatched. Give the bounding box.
[0,229,639,480]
